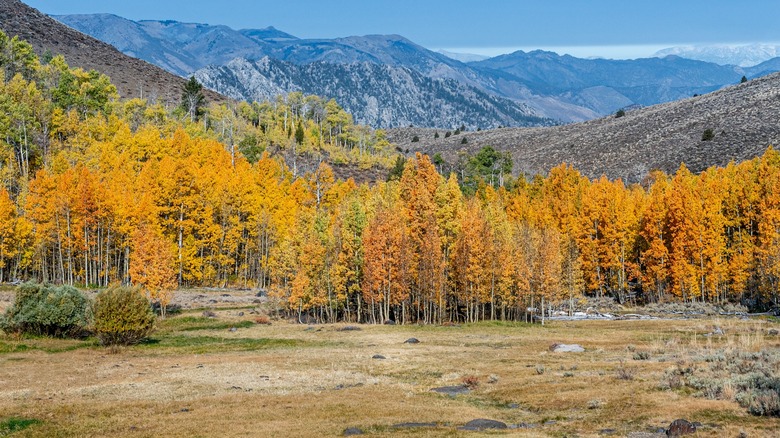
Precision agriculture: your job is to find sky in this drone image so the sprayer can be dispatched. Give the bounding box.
[22,0,780,59]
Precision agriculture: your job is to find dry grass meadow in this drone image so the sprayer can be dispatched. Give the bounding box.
[1,289,779,437]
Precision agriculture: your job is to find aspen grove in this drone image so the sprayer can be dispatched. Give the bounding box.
[1,32,780,324]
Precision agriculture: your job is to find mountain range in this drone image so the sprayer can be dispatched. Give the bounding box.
[53,13,780,128]
[654,43,780,68]
[3,0,780,187]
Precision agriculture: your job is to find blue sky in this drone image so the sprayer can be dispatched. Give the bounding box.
[23,0,780,59]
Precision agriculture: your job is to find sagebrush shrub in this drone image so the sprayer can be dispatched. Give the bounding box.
[0,283,91,337]
[93,286,155,346]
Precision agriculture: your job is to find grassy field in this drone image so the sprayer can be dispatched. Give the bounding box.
[1,297,779,437]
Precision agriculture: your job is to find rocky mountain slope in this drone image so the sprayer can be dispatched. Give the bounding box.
[195,57,548,129]
[54,13,780,125]
[388,72,780,183]
[0,0,226,105]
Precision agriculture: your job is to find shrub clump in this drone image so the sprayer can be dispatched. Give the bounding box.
[663,350,780,417]
[93,286,155,346]
[0,283,91,337]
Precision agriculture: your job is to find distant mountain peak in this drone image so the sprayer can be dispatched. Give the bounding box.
[436,50,489,63]
[654,43,780,67]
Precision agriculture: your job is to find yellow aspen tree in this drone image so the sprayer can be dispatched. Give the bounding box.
[639,171,671,302]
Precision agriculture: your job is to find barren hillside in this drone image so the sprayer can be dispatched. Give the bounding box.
[388,72,780,183]
[0,0,226,105]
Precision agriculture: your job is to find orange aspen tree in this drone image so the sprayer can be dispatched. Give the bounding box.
[362,207,409,324]
[129,224,177,318]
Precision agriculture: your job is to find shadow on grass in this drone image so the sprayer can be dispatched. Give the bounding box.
[0,337,97,355]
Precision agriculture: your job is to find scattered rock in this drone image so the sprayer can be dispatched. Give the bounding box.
[202,310,217,318]
[404,338,420,344]
[343,427,364,436]
[515,423,538,429]
[667,419,697,436]
[430,385,471,396]
[706,326,724,336]
[549,343,585,353]
[338,325,362,331]
[458,419,507,431]
[220,293,231,297]
[392,422,437,428]
[372,354,386,360]
[384,319,396,325]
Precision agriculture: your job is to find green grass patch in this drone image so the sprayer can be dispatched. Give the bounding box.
[0,342,31,354]
[0,417,41,435]
[138,335,303,354]
[464,320,538,329]
[158,316,254,333]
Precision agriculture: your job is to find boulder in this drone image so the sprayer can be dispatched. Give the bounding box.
[666,419,696,436]
[430,385,470,396]
[372,354,386,360]
[458,419,508,431]
[343,427,364,436]
[549,343,585,353]
[404,338,420,344]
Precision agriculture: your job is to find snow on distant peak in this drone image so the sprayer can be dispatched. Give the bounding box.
[436,49,489,63]
[654,44,780,67]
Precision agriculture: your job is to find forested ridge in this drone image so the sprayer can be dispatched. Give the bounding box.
[1,31,780,324]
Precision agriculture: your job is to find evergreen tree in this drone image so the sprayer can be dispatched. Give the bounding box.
[180,76,205,123]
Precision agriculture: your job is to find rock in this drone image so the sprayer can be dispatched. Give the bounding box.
[343,427,364,436]
[228,327,237,332]
[458,419,508,431]
[372,354,386,360]
[430,385,470,396]
[549,343,585,353]
[338,325,362,331]
[202,310,217,318]
[384,319,396,325]
[767,328,779,336]
[667,419,697,436]
[600,429,617,435]
[404,338,420,344]
[238,312,244,316]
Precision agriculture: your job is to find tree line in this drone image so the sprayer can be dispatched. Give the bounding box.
[1,31,780,323]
